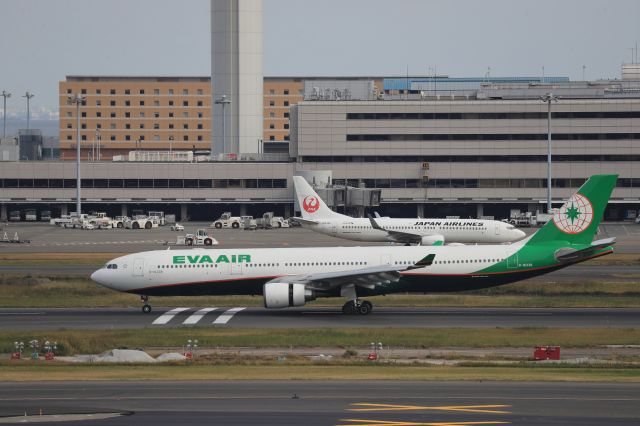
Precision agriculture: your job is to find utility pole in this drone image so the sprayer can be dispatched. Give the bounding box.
[541,93,558,213]
[68,94,86,216]
[1,90,10,138]
[23,91,34,130]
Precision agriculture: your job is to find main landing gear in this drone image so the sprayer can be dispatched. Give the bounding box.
[141,295,152,313]
[342,299,373,315]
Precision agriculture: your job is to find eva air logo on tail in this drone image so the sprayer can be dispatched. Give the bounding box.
[552,193,594,234]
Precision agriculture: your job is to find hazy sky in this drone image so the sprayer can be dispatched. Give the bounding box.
[1,0,639,113]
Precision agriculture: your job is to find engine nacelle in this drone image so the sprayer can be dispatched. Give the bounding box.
[263,282,314,309]
[421,234,445,246]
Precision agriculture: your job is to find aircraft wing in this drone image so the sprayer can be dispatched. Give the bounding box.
[267,254,435,291]
[554,237,616,262]
[367,215,425,245]
[289,217,319,225]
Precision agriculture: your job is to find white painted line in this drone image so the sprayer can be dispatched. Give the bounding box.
[212,307,246,325]
[182,308,218,325]
[152,307,191,325]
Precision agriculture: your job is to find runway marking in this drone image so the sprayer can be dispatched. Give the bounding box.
[152,307,191,325]
[338,420,509,426]
[349,404,512,414]
[182,308,218,325]
[212,307,246,325]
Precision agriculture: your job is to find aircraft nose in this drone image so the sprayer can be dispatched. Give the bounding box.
[90,269,106,285]
[515,229,526,240]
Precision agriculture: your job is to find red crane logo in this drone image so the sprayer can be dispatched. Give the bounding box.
[302,196,320,213]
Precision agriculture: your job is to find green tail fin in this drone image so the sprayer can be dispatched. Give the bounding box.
[528,174,618,245]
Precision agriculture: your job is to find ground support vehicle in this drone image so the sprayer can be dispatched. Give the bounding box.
[254,212,290,229]
[148,211,166,226]
[25,209,37,221]
[211,212,249,229]
[176,229,218,246]
[124,216,159,230]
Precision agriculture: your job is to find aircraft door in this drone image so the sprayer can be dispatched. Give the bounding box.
[507,254,518,269]
[331,224,338,235]
[231,262,242,275]
[133,258,145,276]
[495,223,501,236]
[380,254,392,266]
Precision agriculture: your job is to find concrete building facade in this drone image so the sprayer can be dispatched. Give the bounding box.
[10,74,638,222]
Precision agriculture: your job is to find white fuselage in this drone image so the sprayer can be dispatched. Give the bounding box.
[302,217,525,244]
[91,242,525,295]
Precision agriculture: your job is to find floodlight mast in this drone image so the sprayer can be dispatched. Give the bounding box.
[68,94,86,216]
[23,91,34,130]
[541,93,558,213]
[1,90,10,138]
[215,95,231,155]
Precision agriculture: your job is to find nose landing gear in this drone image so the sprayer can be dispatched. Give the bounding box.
[342,299,373,315]
[141,295,152,313]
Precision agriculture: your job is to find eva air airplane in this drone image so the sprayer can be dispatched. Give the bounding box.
[91,174,617,315]
[292,176,526,245]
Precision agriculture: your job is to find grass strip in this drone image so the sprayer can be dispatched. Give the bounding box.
[2,328,639,355]
[0,364,638,382]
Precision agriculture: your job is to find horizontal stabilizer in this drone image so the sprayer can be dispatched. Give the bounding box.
[289,217,319,225]
[554,237,616,262]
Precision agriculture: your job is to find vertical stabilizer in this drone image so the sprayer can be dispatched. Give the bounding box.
[292,176,344,220]
[528,174,617,245]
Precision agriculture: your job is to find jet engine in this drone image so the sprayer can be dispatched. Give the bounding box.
[263,282,315,309]
[421,234,445,246]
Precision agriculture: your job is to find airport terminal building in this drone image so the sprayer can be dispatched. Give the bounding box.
[2,71,640,221]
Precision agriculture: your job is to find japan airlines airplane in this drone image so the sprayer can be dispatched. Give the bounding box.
[291,176,525,245]
[91,175,616,315]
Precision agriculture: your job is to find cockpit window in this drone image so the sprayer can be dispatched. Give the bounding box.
[106,264,118,269]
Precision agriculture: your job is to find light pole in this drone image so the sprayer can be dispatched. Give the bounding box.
[1,90,10,138]
[23,91,34,130]
[541,93,558,213]
[68,94,86,217]
[215,95,231,155]
[96,129,101,161]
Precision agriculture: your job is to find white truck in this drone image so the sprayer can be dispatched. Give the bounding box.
[254,212,290,229]
[148,211,166,226]
[211,212,249,229]
[88,212,115,229]
[176,228,219,246]
[506,209,556,227]
[25,209,37,221]
[124,216,159,230]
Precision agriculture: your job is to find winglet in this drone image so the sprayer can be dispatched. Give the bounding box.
[368,214,383,230]
[407,253,436,270]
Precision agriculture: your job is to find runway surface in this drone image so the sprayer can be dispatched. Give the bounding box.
[1,307,639,330]
[0,381,638,425]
